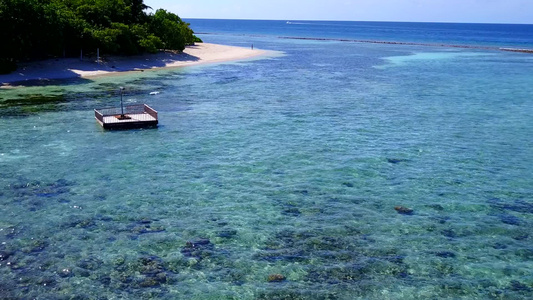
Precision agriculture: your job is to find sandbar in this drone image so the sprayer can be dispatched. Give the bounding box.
[1,43,270,88]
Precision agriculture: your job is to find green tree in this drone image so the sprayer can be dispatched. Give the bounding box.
[131,24,163,53]
[150,9,186,51]
[124,0,150,24]
[0,0,200,73]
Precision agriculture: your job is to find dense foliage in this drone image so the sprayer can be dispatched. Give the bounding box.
[0,0,201,73]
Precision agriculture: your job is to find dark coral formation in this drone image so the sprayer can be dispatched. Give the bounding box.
[394,206,414,215]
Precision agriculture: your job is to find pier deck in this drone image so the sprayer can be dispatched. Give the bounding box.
[95,104,158,129]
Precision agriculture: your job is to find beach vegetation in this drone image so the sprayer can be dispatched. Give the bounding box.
[150,9,188,51]
[0,0,201,72]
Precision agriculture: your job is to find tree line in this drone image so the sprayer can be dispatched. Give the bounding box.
[0,0,202,73]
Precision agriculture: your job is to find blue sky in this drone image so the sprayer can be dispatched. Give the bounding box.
[144,0,533,24]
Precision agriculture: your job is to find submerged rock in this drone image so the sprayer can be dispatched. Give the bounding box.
[154,272,167,283]
[133,272,167,288]
[492,242,507,249]
[282,207,301,216]
[181,238,214,260]
[9,178,73,198]
[509,280,532,292]
[36,276,56,287]
[433,261,455,275]
[489,198,533,214]
[295,189,309,195]
[511,233,528,241]
[387,158,408,164]
[441,229,457,238]
[307,265,365,283]
[78,256,103,270]
[138,277,160,288]
[434,216,449,224]
[1,226,20,239]
[514,248,533,260]
[499,214,521,226]
[267,274,286,282]
[58,268,73,278]
[435,251,456,258]
[130,224,165,234]
[112,255,126,267]
[113,255,172,289]
[74,267,91,277]
[99,275,111,286]
[306,236,347,251]
[427,204,444,211]
[217,229,237,238]
[62,217,97,229]
[137,256,165,275]
[138,218,152,224]
[21,239,48,253]
[256,289,336,300]
[0,250,13,261]
[187,238,211,247]
[254,249,307,263]
[394,206,414,215]
[118,273,132,283]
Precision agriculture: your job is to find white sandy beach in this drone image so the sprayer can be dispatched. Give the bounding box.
[0,43,268,87]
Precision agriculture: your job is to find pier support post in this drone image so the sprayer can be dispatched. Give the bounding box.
[120,87,125,117]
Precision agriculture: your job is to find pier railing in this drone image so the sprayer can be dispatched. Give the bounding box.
[144,104,158,119]
[95,104,146,116]
[94,109,104,124]
[94,104,158,122]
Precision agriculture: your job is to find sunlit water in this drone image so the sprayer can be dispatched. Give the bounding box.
[1,21,532,299]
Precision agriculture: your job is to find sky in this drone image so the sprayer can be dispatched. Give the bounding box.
[143,0,533,24]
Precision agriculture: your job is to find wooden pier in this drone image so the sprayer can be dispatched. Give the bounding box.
[95,104,158,129]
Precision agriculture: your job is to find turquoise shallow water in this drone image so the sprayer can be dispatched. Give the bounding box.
[1,27,533,299]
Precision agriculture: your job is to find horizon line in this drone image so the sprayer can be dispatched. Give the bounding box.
[180,17,533,26]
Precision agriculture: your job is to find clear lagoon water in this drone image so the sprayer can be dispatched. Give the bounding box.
[0,20,532,299]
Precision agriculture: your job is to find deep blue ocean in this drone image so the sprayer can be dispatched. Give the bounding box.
[0,20,532,299]
[187,19,533,49]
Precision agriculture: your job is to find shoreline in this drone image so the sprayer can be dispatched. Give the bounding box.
[0,43,271,88]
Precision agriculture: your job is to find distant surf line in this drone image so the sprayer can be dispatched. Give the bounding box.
[196,32,533,54]
[278,36,533,54]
